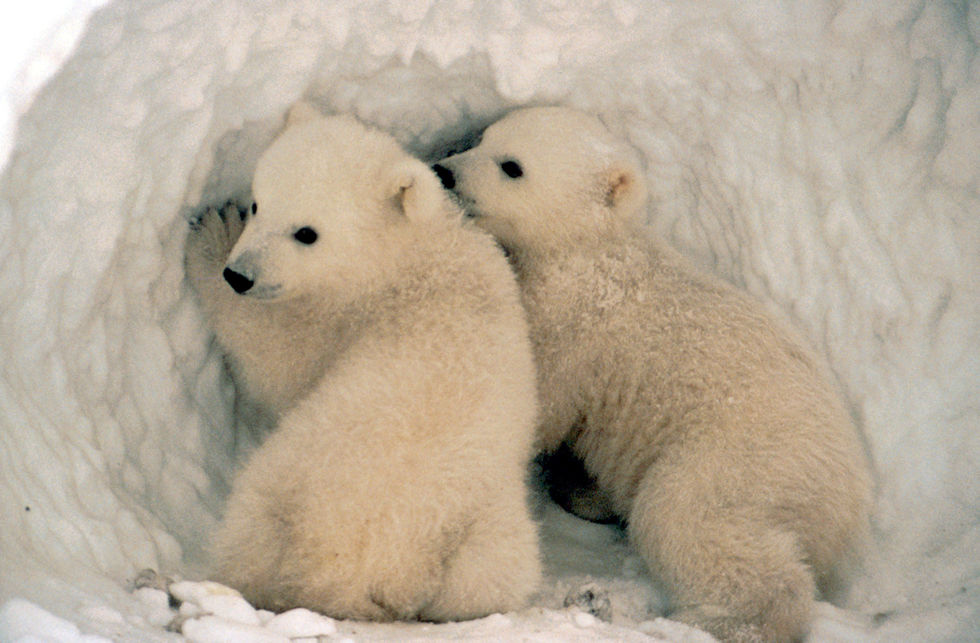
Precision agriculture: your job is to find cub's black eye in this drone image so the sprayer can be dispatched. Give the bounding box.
[251,202,257,215]
[500,160,523,179]
[293,226,318,245]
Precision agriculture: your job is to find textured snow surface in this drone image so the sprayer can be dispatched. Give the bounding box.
[0,1,977,641]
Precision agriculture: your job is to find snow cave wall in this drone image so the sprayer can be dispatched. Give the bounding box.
[0,0,977,640]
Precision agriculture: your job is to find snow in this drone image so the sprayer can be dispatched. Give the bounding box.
[0,598,111,643]
[181,616,289,643]
[265,609,338,638]
[0,0,977,641]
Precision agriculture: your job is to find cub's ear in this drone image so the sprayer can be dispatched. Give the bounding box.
[285,101,321,128]
[603,160,647,220]
[387,160,453,223]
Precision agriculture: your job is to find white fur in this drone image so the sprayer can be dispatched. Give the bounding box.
[436,106,873,642]
[184,106,541,621]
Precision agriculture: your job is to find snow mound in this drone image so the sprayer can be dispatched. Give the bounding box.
[1,1,977,641]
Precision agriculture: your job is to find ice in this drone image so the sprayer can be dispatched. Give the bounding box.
[0,0,978,641]
[168,580,242,607]
[0,1,110,169]
[257,609,275,625]
[132,588,173,628]
[181,615,289,643]
[264,608,337,638]
[133,587,168,610]
[572,611,599,628]
[0,598,112,643]
[194,594,260,627]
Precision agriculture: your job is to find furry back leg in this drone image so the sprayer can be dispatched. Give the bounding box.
[629,468,816,642]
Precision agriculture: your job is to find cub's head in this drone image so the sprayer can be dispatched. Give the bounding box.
[224,103,456,300]
[432,106,647,256]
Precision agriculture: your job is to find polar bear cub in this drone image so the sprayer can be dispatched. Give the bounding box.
[434,106,872,641]
[184,105,541,621]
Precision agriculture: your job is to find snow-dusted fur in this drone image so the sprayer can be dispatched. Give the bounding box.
[435,106,873,641]
[184,106,541,621]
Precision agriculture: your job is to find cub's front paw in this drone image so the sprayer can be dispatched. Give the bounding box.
[186,201,252,267]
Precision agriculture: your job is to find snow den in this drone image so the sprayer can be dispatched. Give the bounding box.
[1,1,977,641]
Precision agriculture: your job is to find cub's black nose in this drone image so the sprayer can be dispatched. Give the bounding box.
[223,267,254,294]
[432,163,455,190]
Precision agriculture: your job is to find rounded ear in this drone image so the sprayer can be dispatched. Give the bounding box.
[285,101,321,128]
[387,160,454,223]
[603,161,647,220]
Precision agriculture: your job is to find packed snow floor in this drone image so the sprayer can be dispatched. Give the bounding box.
[0,1,978,641]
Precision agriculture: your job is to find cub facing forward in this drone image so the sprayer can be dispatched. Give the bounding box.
[434,106,872,641]
[184,105,541,621]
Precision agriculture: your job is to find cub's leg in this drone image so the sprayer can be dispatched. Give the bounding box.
[210,419,396,621]
[629,458,815,642]
[209,465,298,613]
[184,201,281,439]
[422,497,541,622]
